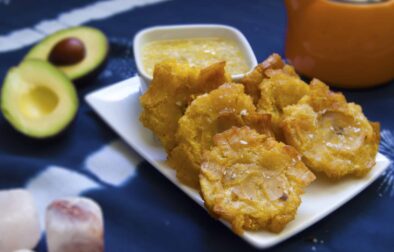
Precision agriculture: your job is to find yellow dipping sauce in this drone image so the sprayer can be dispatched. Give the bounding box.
[142,37,249,76]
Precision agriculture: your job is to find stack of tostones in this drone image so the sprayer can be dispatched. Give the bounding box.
[139,53,380,234]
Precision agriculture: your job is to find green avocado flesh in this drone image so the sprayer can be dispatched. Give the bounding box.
[24,26,108,80]
[1,60,78,138]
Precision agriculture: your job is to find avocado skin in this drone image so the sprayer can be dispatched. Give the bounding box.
[73,55,108,86]
[0,110,78,142]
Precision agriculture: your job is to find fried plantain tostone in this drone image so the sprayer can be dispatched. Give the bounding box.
[240,53,298,104]
[282,79,380,179]
[140,60,230,152]
[256,69,309,140]
[169,83,273,188]
[200,126,315,234]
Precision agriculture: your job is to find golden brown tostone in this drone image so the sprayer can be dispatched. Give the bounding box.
[169,83,273,188]
[200,126,315,234]
[281,79,380,179]
[139,60,230,152]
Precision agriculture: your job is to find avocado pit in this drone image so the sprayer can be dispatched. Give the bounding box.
[49,37,86,66]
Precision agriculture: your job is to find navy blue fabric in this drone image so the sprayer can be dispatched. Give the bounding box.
[0,0,99,33]
[0,0,393,251]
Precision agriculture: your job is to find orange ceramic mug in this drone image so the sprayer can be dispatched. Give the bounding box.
[285,0,394,88]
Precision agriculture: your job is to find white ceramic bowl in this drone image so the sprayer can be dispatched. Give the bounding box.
[133,24,257,85]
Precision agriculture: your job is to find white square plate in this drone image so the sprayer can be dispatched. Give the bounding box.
[85,76,391,249]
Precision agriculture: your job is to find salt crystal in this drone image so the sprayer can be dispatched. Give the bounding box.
[0,189,40,252]
[240,109,248,116]
[46,197,104,252]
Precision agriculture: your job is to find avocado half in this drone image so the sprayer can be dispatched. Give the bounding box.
[1,59,78,138]
[24,26,108,80]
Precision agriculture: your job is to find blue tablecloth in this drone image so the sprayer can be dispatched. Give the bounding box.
[0,0,393,251]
